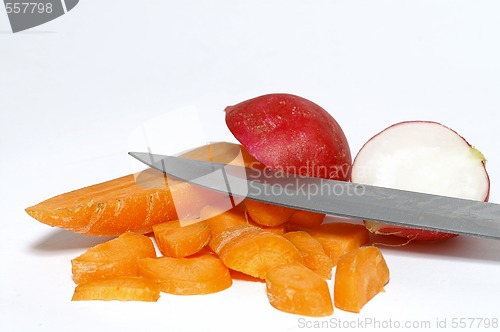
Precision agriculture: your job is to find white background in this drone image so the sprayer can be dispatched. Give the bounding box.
[1,1,500,331]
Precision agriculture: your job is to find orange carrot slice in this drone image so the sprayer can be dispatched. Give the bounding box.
[71,277,160,302]
[138,254,232,295]
[152,220,211,258]
[181,141,262,168]
[287,210,325,228]
[200,203,247,238]
[247,211,286,235]
[334,246,390,313]
[309,222,370,266]
[210,225,302,279]
[283,231,333,279]
[266,263,333,317]
[71,232,156,284]
[244,200,296,227]
[252,223,286,235]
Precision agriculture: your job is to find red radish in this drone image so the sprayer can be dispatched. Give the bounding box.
[225,93,352,180]
[351,121,490,241]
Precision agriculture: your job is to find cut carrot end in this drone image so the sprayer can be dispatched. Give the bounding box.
[266,263,333,317]
[25,170,179,236]
[334,246,390,313]
[24,142,251,236]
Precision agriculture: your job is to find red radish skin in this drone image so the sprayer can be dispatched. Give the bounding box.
[225,94,352,180]
[363,222,459,241]
[352,121,490,241]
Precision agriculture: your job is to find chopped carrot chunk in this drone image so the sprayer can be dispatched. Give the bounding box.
[200,203,247,238]
[71,277,160,302]
[71,232,156,284]
[334,246,390,313]
[152,220,211,258]
[283,231,333,279]
[309,222,370,266]
[210,225,302,279]
[138,254,232,295]
[266,263,333,317]
[244,199,296,227]
[287,210,325,228]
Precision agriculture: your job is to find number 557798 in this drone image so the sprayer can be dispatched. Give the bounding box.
[5,2,53,14]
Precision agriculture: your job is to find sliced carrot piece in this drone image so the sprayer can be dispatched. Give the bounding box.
[71,277,160,302]
[71,232,156,284]
[203,202,286,235]
[247,212,286,235]
[138,254,232,295]
[24,142,253,236]
[181,141,262,168]
[230,270,265,283]
[244,199,296,227]
[210,225,302,279]
[309,222,370,266]
[266,263,333,317]
[152,220,210,258]
[334,246,390,313]
[287,210,325,228]
[283,231,333,279]
[251,223,286,235]
[200,203,247,238]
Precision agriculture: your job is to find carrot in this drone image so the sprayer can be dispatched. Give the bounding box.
[200,203,247,238]
[309,222,370,266]
[283,231,333,279]
[24,142,257,236]
[152,220,211,258]
[287,210,325,228]
[71,277,160,302]
[138,254,232,295]
[334,246,390,313]
[209,225,302,279]
[266,263,333,317]
[71,232,156,284]
[244,199,296,227]
[246,211,286,235]
[202,202,287,236]
[180,141,262,168]
[249,222,286,235]
[26,170,180,236]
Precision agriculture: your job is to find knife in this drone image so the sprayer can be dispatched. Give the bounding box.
[129,151,500,240]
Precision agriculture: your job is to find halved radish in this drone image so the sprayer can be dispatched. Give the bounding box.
[351,121,490,241]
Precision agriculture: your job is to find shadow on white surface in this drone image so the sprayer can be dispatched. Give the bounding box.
[28,222,500,264]
[30,229,115,252]
[371,233,500,263]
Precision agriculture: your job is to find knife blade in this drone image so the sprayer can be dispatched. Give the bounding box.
[129,151,500,240]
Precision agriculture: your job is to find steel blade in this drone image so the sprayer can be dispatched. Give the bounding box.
[129,152,500,240]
